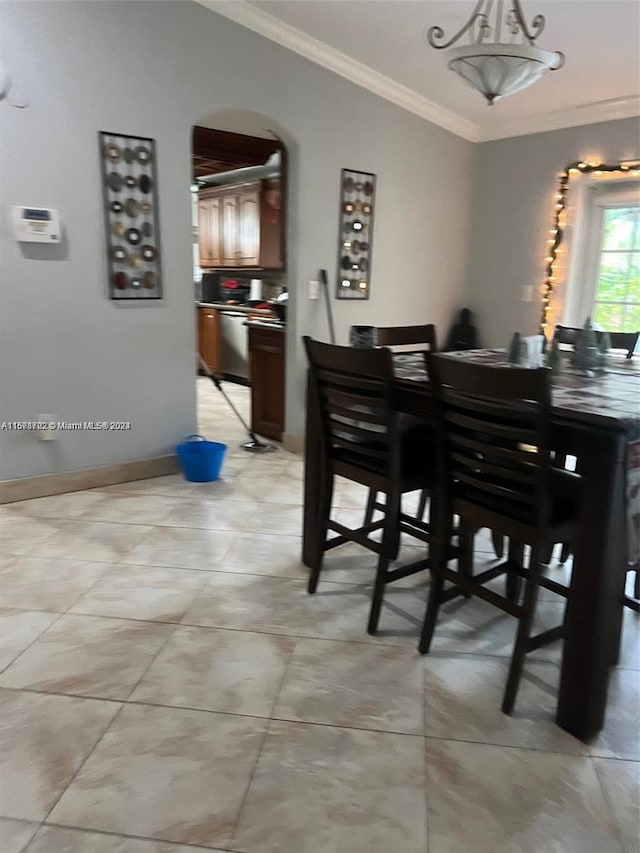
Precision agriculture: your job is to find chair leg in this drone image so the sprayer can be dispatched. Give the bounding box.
[419,574,444,654]
[419,505,450,654]
[364,489,377,526]
[367,489,401,634]
[559,543,571,564]
[490,530,504,558]
[502,544,542,715]
[458,522,474,598]
[367,556,390,635]
[416,489,428,521]
[307,476,334,594]
[541,543,554,564]
[634,568,640,601]
[506,540,524,604]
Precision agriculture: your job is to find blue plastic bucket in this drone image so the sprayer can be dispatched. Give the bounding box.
[176,434,227,482]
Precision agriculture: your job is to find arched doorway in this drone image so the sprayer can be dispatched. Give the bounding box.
[191,110,295,452]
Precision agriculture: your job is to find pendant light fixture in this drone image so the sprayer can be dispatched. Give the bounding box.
[426,0,564,105]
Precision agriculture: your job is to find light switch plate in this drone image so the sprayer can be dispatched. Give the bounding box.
[308,280,319,300]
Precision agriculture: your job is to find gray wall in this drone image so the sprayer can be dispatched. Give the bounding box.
[466,117,640,346]
[0,0,474,481]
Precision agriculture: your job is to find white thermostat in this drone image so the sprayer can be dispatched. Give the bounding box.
[11,206,61,243]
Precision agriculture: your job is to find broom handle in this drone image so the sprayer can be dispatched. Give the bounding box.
[197,354,258,440]
[320,268,335,344]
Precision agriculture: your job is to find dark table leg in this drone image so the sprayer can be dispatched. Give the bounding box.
[302,372,326,567]
[557,426,628,740]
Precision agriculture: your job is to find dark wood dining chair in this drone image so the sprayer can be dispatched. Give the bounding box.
[302,336,435,634]
[375,323,438,352]
[419,354,583,714]
[546,325,638,566]
[361,324,438,526]
[556,325,639,359]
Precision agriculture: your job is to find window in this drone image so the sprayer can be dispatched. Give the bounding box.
[592,204,640,331]
[563,180,640,333]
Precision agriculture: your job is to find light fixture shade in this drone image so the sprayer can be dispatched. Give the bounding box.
[447,44,562,105]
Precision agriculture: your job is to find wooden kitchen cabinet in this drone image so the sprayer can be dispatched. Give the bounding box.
[198,308,222,376]
[198,181,282,270]
[197,196,221,267]
[248,325,285,441]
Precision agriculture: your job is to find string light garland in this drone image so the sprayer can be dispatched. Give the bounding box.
[540,158,640,334]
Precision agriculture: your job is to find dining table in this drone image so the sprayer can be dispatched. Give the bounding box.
[302,347,640,742]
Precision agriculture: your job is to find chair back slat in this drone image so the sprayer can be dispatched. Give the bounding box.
[556,325,639,358]
[449,450,538,488]
[376,324,437,352]
[444,409,538,446]
[450,432,537,466]
[304,337,397,475]
[427,354,552,529]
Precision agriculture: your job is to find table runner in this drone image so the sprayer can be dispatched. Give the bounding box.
[393,349,640,565]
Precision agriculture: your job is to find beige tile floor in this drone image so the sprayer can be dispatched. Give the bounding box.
[0,377,638,852]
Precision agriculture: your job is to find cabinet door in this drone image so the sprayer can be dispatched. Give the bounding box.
[198,309,222,376]
[238,186,260,266]
[259,179,283,269]
[198,197,222,268]
[222,194,240,265]
[249,327,285,441]
[197,200,212,267]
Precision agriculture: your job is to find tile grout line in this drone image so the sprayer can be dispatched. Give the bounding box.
[120,615,184,703]
[423,648,431,853]
[228,716,275,850]
[33,820,249,852]
[36,699,128,832]
[3,680,621,759]
[590,756,629,853]
[0,609,67,678]
[3,602,632,668]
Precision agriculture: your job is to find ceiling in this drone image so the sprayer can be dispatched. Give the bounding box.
[199,0,640,142]
[193,126,280,178]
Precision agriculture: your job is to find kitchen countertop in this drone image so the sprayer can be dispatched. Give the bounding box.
[197,302,273,316]
[244,319,286,331]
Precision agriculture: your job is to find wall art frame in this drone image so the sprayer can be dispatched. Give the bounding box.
[335,168,376,300]
[99,130,163,301]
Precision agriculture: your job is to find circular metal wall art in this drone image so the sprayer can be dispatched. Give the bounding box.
[104,143,121,162]
[125,227,141,246]
[112,221,125,238]
[143,271,156,289]
[141,244,156,262]
[111,245,128,262]
[124,198,140,217]
[139,174,152,194]
[135,146,152,164]
[114,271,129,289]
[107,172,123,192]
[125,175,137,188]
[110,200,123,214]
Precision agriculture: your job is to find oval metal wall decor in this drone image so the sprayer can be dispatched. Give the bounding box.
[99,131,163,301]
[335,168,376,300]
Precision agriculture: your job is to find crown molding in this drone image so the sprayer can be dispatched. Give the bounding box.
[196,0,480,143]
[196,1,639,145]
[477,95,640,142]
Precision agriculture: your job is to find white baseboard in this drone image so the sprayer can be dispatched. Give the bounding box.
[0,455,179,504]
[282,433,304,454]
